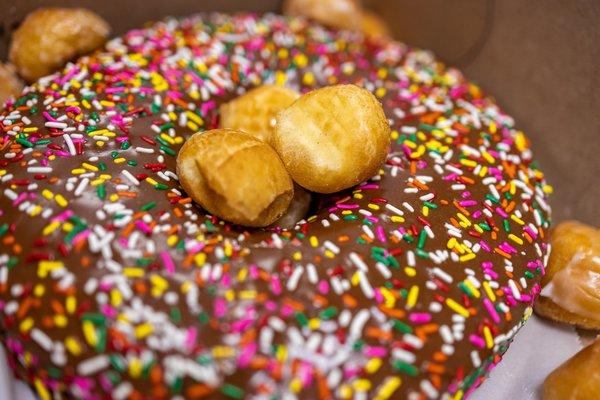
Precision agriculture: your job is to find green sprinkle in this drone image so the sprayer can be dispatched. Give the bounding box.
[141,201,157,211]
[221,384,244,399]
[97,184,106,200]
[295,312,308,327]
[0,223,9,236]
[16,137,33,148]
[393,360,419,376]
[391,319,413,333]
[319,306,338,320]
[417,229,427,249]
[160,145,176,156]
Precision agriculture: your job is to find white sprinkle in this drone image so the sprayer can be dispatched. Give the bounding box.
[323,240,340,254]
[286,265,304,291]
[45,121,68,129]
[122,170,140,186]
[63,134,76,155]
[27,166,52,174]
[77,355,110,375]
[31,328,53,351]
[112,382,133,400]
[349,252,368,272]
[385,203,404,216]
[508,279,521,300]
[392,347,416,364]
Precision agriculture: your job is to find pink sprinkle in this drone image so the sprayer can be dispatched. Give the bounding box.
[214,298,227,318]
[160,251,175,275]
[483,298,500,323]
[469,334,485,348]
[409,313,432,324]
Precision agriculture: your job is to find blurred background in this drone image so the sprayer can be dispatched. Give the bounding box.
[0,0,598,225]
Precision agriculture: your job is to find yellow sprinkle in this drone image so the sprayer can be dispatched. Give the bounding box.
[453,390,465,400]
[406,285,419,309]
[483,326,494,349]
[353,379,372,392]
[65,337,82,356]
[308,318,320,330]
[82,321,98,346]
[324,249,335,259]
[38,261,64,278]
[19,317,34,332]
[111,289,123,307]
[237,268,248,282]
[292,251,302,261]
[82,162,99,171]
[113,157,126,164]
[446,298,470,318]
[380,287,396,308]
[145,177,158,186]
[422,206,429,217]
[167,235,178,247]
[55,194,68,207]
[482,151,495,164]
[160,133,175,144]
[34,284,45,297]
[447,237,458,249]
[52,314,67,327]
[290,377,302,393]
[508,233,524,245]
[483,281,496,301]
[239,290,257,300]
[135,323,154,339]
[302,72,315,86]
[510,215,525,225]
[225,290,235,302]
[404,267,416,277]
[391,216,405,223]
[474,224,484,234]
[42,189,54,199]
[194,253,206,266]
[123,268,145,278]
[456,212,472,227]
[368,203,380,210]
[460,159,477,168]
[459,253,476,262]
[339,384,353,399]
[464,280,481,298]
[66,296,77,314]
[35,379,51,400]
[365,358,382,374]
[186,111,204,126]
[309,236,319,247]
[129,358,143,378]
[375,87,386,98]
[276,345,287,362]
[375,377,402,400]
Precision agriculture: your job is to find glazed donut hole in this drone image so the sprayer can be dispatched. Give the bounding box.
[283,0,362,31]
[534,221,600,330]
[9,8,110,82]
[283,0,390,38]
[272,84,390,193]
[219,85,300,143]
[176,129,294,227]
[0,63,23,105]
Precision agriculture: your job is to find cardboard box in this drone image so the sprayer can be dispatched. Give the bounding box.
[1,0,598,225]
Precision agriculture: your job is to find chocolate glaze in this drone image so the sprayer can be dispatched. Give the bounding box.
[0,13,551,400]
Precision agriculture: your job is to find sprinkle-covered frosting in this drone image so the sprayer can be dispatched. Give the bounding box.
[0,13,552,400]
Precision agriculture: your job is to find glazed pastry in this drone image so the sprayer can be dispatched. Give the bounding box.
[0,63,23,106]
[272,84,390,193]
[9,7,110,82]
[535,221,600,330]
[0,13,552,400]
[359,10,391,38]
[283,0,362,31]
[219,85,300,143]
[176,129,294,227]
[542,338,600,400]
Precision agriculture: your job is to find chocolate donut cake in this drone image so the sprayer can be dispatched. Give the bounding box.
[0,13,552,399]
